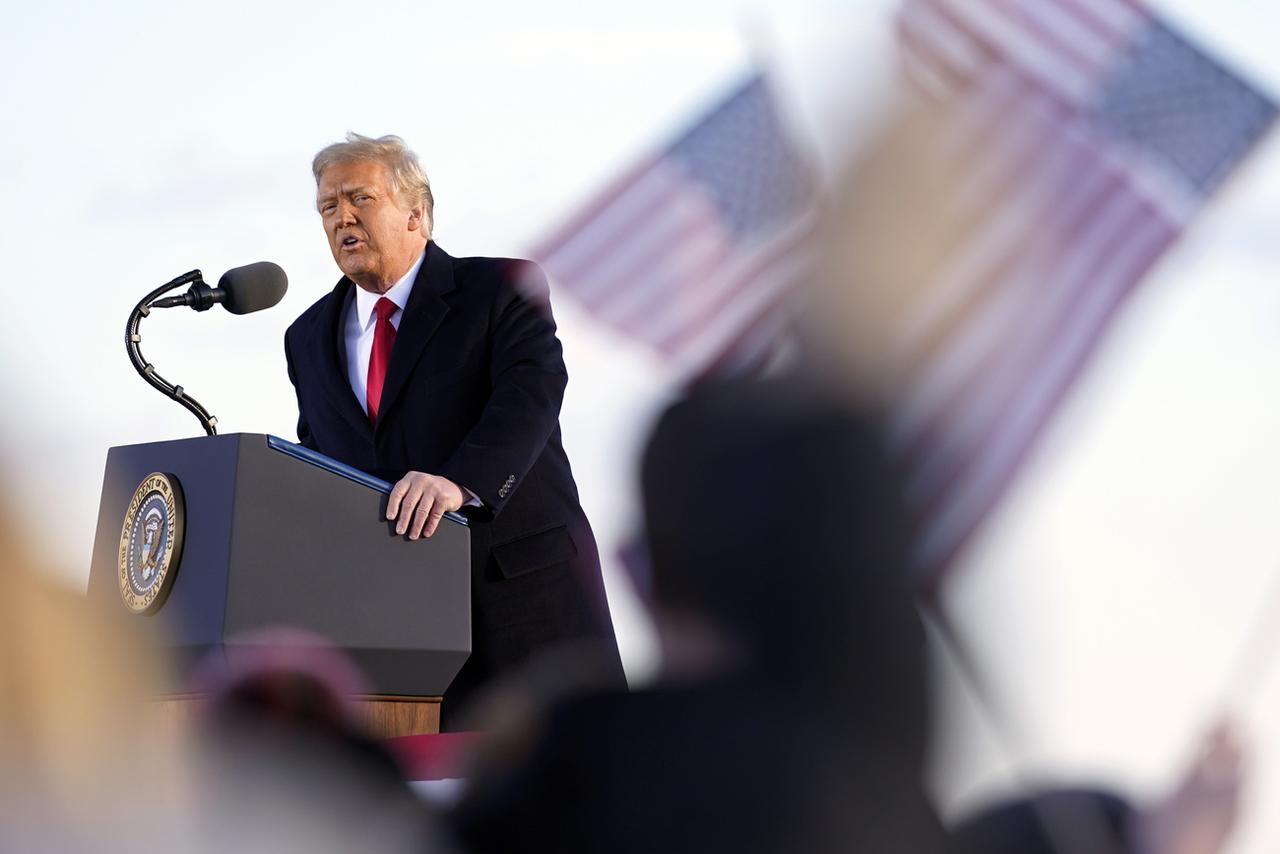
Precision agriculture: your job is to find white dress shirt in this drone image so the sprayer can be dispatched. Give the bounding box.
[343,249,425,414]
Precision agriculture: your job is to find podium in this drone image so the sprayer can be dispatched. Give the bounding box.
[87,433,471,737]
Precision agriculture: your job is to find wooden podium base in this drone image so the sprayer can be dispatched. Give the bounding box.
[355,695,441,738]
[152,695,441,739]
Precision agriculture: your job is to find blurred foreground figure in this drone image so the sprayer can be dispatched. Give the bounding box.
[802,81,1250,854]
[0,502,449,853]
[0,506,189,852]
[191,629,442,854]
[448,377,945,854]
[949,725,1243,854]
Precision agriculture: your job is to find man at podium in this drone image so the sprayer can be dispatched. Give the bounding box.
[284,133,625,726]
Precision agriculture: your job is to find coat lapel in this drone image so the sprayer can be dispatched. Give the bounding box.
[311,277,374,440]
[375,241,456,430]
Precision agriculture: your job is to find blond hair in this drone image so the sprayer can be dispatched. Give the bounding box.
[312,132,434,236]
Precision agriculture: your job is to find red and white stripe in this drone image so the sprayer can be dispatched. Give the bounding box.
[534,153,815,377]
[899,0,1145,105]
[891,0,1207,583]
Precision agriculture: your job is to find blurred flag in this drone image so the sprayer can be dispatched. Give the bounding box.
[530,74,817,378]
[532,3,1274,590]
[893,0,1276,583]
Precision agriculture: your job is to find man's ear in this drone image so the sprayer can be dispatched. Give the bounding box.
[408,204,426,233]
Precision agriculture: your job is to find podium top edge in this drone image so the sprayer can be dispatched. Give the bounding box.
[265,435,469,528]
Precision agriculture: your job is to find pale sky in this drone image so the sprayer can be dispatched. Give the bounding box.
[3,1,1280,851]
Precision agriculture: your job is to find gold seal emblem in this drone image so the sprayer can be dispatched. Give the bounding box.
[117,472,185,614]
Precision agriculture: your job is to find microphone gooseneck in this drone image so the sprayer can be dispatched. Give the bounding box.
[150,280,221,311]
[125,263,289,437]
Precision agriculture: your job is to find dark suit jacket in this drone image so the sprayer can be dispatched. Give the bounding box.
[284,241,623,720]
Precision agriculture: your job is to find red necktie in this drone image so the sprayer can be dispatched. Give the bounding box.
[366,297,398,426]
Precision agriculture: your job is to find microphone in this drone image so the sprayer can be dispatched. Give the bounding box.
[152,262,288,314]
[127,261,289,437]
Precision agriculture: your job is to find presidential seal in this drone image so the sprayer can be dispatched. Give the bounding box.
[117,472,186,615]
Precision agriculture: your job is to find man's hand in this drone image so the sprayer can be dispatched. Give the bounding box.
[386,471,465,540]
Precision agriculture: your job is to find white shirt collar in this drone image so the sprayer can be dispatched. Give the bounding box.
[352,248,426,330]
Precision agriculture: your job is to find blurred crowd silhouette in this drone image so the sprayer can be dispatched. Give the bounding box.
[0,362,1246,853]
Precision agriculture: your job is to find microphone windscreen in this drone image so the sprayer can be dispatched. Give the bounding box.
[218,262,288,314]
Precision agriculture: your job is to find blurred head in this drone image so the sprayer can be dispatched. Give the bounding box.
[193,627,368,731]
[191,630,429,853]
[313,133,433,294]
[640,377,927,739]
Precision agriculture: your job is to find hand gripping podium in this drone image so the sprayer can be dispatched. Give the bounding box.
[86,433,471,736]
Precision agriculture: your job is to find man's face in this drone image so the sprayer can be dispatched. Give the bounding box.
[316,159,425,294]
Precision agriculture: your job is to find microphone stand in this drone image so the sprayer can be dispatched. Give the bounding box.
[125,270,219,436]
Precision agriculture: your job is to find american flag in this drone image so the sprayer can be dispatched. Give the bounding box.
[894,0,1276,584]
[530,75,818,378]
